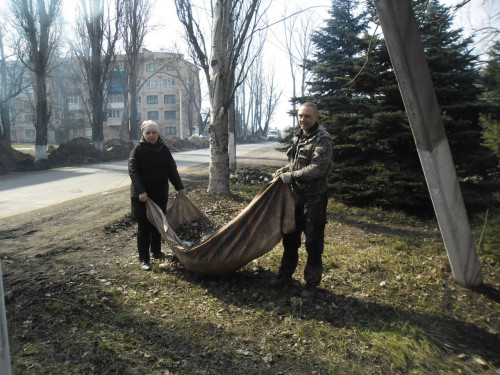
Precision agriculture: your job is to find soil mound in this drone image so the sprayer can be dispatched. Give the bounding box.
[45,137,103,167]
[0,141,35,174]
[104,138,132,161]
[0,136,210,175]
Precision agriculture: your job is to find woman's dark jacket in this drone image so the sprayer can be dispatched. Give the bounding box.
[128,137,184,219]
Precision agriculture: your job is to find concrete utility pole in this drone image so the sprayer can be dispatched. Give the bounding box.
[374,0,483,287]
[0,263,12,375]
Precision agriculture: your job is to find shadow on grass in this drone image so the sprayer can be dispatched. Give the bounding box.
[7,263,499,374]
[176,267,500,366]
[472,283,500,304]
[6,273,334,375]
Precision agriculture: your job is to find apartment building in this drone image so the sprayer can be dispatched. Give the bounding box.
[9,49,201,144]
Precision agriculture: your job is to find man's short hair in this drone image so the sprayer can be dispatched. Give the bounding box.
[300,102,319,113]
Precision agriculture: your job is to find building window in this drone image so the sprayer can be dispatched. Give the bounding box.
[164,111,176,120]
[147,111,159,120]
[136,96,141,104]
[24,114,34,123]
[164,95,176,104]
[165,127,176,135]
[85,128,92,137]
[67,96,79,104]
[146,63,156,72]
[163,78,175,87]
[111,78,122,87]
[110,95,124,103]
[26,129,35,137]
[147,95,158,104]
[146,79,158,88]
[108,110,122,119]
[162,65,175,71]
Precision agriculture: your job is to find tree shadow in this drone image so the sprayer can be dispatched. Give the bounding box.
[170,266,500,365]
[472,283,500,304]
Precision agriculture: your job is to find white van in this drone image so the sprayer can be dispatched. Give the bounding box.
[266,129,281,141]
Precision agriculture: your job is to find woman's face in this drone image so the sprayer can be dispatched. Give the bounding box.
[143,128,159,144]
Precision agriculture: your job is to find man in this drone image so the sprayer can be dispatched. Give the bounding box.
[273,102,333,298]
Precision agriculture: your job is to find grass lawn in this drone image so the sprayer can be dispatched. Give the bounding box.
[6,181,499,375]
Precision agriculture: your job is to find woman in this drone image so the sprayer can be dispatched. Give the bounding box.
[128,120,185,271]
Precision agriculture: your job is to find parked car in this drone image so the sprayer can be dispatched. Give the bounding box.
[266,129,281,141]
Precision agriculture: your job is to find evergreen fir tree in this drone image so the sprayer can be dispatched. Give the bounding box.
[305,0,494,213]
[305,0,385,206]
[478,42,500,262]
[418,0,494,176]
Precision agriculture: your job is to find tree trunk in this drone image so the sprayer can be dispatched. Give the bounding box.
[229,97,236,171]
[129,69,139,144]
[207,0,232,195]
[35,74,48,160]
[92,90,104,151]
[208,107,230,194]
[120,91,130,141]
[0,105,11,145]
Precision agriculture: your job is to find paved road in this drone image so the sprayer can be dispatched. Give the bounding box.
[0,143,285,219]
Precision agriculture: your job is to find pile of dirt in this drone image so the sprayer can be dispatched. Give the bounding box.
[103,138,132,161]
[0,140,34,174]
[0,136,210,175]
[43,137,104,168]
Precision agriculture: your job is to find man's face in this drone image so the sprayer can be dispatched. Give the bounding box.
[298,105,320,134]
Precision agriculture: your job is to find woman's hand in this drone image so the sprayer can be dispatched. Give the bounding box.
[139,192,148,203]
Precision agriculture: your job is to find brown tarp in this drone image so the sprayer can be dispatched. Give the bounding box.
[146,179,295,275]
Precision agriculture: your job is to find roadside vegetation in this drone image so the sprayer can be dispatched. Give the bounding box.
[5,173,499,375]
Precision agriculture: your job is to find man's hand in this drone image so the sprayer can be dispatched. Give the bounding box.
[139,192,148,203]
[280,172,293,184]
[273,167,287,179]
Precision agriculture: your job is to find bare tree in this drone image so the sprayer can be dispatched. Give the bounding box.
[10,0,61,160]
[120,0,152,144]
[177,59,203,136]
[262,65,281,134]
[72,0,123,151]
[283,7,317,127]
[449,0,499,57]
[0,22,29,145]
[175,0,265,194]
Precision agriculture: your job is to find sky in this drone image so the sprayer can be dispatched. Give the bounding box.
[58,0,499,132]
[142,0,332,131]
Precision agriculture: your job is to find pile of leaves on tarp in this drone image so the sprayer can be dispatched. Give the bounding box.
[172,219,218,247]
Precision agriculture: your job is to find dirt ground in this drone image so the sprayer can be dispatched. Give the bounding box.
[0,142,285,293]
[0,153,282,282]
[1,143,499,374]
